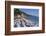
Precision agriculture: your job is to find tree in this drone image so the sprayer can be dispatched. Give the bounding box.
[14,8,22,16]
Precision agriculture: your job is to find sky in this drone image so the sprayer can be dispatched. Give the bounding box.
[19,9,39,17]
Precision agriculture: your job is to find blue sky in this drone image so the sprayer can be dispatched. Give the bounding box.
[19,9,39,17]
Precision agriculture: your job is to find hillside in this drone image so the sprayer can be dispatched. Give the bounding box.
[14,9,39,27]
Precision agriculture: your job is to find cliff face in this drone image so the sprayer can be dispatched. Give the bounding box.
[14,9,39,27]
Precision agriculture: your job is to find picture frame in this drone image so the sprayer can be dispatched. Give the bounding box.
[5,1,45,35]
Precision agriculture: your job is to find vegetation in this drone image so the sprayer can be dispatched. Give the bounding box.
[14,8,22,16]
